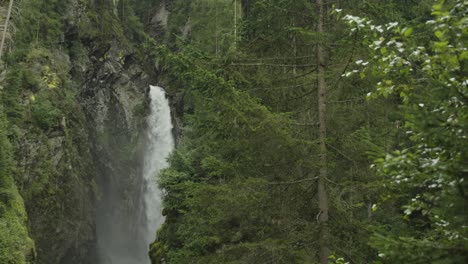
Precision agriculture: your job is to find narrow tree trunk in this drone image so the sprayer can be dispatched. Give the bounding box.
[0,0,14,61]
[215,3,219,57]
[234,0,238,47]
[316,0,330,263]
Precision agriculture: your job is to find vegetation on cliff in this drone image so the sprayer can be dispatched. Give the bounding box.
[0,0,133,263]
[0,110,34,264]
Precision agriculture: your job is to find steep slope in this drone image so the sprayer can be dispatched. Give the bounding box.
[0,0,159,263]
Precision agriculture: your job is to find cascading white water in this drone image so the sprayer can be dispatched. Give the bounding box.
[140,85,175,258]
[96,85,174,264]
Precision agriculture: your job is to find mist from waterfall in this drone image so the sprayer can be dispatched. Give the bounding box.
[96,85,174,264]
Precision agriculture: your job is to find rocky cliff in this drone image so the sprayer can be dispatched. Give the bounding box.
[0,0,166,263]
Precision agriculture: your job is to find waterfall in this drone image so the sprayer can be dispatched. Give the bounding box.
[141,85,175,256]
[96,85,174,264]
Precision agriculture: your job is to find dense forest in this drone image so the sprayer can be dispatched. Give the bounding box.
[0,0,466,264]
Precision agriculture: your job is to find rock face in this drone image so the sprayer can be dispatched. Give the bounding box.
[80,40,154,264]
[12,68,89,261]
[7,0,159,263]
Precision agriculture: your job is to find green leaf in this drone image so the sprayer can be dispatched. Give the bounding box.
[434,41,448,49]
[434,30,444,40]
[460,51,468,61]
[380,47,387,55]
[403,27,413,37]
[433,0,445,11]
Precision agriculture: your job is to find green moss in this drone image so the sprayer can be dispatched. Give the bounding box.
[0,110,34,263]
[30,93,61,130]
[0,183,36,264]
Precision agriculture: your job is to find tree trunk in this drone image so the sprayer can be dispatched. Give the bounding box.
[234,0,238,47]
[0,0,14,61]
[316,0,330,263]
[241,0,250,16]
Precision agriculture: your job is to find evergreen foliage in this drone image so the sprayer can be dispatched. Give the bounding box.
[146,42,317,263]
[148,0,465,263]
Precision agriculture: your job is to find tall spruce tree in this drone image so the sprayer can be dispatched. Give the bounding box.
[315,0,330,263]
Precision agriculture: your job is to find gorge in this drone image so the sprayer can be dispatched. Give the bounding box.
[96,85,174,264]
